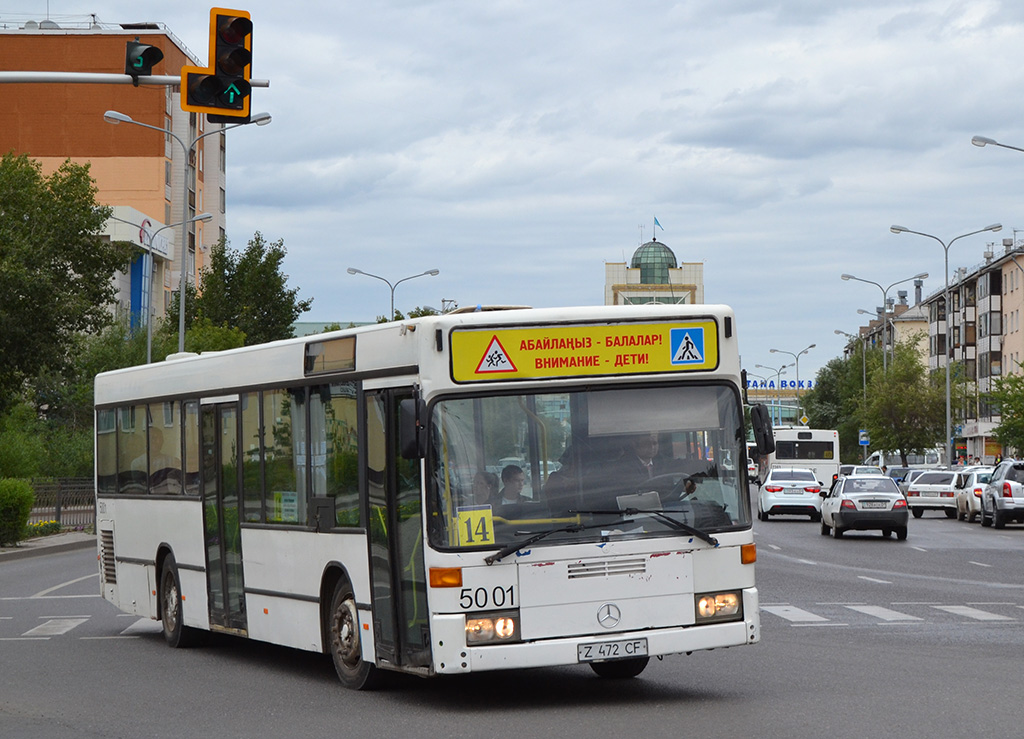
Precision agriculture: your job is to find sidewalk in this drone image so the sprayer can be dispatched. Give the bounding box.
[0,531,96,562]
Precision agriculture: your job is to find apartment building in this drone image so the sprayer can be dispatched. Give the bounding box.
[920,239,1024,462]
[0,17,228,329]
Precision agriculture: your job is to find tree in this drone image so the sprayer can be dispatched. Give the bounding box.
[0,154,133,412]
[804,348,879,463]
[861,338,945,467]
[376,306,438,323]
[167,231,312,346]
[985,372,1024,455]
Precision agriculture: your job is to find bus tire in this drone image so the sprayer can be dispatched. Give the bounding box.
[328,581,381,690]
[160,554,199,648]
[590,656,649,679]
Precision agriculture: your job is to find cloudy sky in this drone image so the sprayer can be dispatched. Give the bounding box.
[9,1,1024,381]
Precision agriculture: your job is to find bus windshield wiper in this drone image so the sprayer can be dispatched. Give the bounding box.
[573,509,719,547]
[483,519,634,565]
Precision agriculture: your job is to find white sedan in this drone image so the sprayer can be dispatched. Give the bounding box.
[757,468,822,521]
[820,474,909,540]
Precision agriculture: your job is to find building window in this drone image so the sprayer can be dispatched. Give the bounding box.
[220,188,226,214]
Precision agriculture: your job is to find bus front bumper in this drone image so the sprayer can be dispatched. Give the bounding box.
[431,587,759,674]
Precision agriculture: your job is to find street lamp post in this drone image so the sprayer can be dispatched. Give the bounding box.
[836,329,868,460]
[106,212,212,362]
[104,109,272,353]
[841,271,929,372]
[769,344,815,419]
[755,362,792,425]
[890,223,1002,465]
[346,267,440,321]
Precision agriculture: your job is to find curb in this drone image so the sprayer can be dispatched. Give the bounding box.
[0,536,96,562]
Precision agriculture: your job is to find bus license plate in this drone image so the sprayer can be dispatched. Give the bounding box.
[577,638,648,663]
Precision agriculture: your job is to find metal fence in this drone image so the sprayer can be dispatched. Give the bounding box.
[28,478,95,528]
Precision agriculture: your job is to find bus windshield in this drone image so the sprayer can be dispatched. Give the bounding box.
[427,383,750,551]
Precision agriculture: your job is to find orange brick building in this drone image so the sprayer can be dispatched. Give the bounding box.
[0,18,228,327]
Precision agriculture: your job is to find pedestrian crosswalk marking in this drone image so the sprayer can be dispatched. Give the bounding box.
[761,605,829,622]
[933,605,1015,621]
[22,617,89,637]
[844,605,921,621]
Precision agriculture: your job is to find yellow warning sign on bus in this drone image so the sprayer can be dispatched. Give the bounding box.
[450,320,719,383]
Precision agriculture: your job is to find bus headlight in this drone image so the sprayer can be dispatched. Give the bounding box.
[465,611,520,645]
[695,591,743,624]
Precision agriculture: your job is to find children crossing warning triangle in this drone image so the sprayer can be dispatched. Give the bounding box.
[475,335,518,373]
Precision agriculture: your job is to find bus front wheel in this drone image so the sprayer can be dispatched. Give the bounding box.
[328,581,381,690]
[590,656,649,679]
[160,554,198,648]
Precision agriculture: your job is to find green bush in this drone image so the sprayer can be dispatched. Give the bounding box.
[0,479,35,546]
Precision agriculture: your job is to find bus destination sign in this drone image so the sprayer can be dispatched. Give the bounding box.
[450,320,719,383]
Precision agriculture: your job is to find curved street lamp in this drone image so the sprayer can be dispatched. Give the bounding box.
[755,362,792,425]
[769,344,815,419]
[104,109,272,353]
[890,222,1002,465]
[347,267,440,321]
[106,212,213,362]
[841,271,928,372]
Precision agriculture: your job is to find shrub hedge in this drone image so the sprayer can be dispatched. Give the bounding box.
[0,478,35,546]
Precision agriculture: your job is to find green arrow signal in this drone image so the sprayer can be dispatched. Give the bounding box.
[133,57,144,69]
[225,83,240,103]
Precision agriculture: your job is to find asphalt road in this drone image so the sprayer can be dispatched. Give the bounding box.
[3,511,1024,738]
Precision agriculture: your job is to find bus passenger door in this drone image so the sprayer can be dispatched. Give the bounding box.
[201,401,247,634]
[365,389,430,670]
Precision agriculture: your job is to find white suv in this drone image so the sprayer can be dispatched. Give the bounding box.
[980,459,1024,528]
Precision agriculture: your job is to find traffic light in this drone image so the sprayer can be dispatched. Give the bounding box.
[124,39,164,83]
[181,8,253,120]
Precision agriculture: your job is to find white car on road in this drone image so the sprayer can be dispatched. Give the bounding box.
[757,468,822,521]
[820,474,909,540]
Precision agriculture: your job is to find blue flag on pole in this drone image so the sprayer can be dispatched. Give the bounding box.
[654,216,664,230]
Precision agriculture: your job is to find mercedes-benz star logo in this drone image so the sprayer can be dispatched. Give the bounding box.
[597,603,621,629]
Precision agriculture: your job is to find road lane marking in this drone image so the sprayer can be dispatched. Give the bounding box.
[761,605,829,622]
[845,605,922,621]
[858,576,892,584]
[766,544,781,551]
[933,605,1015,621]
[32,573,98,598]
[22,617,89,636]
[797,559,817,565]
[910,546,928,552]
[969,561,993,568]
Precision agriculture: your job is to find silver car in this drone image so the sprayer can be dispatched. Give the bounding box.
[981,460,1024,528]
[905,470,958,518]
[820,474,909,540]
[955,468,994,523]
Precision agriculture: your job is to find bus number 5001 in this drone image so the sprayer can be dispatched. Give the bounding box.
[459,586,515,610]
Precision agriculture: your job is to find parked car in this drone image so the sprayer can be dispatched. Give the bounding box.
[886,466,913,485]
[980,459,1024,528]
[955,467,994,522]
[904,470,958,518]
[899,468,927,496]
[852,465,885,476]
[820,474,908,539]
[747,458,759,484]
[757,467,822,521]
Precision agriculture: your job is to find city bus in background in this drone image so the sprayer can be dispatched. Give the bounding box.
[865,448,943,470]
[94,304,773,689]
[764,426,841,485]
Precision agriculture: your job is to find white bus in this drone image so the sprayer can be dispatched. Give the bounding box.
[766,426,841,485]
[95,304,770,688]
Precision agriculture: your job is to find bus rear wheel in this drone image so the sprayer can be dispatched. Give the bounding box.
[590,656,649,679]
[328,581,381,690]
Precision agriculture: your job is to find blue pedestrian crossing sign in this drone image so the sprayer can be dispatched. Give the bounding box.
[670,327,705,365]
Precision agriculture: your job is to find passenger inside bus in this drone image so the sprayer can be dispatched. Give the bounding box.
[495,464,529,513]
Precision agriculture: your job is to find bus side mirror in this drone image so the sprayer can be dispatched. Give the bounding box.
[399,398,427,459]
[750,403,775,455]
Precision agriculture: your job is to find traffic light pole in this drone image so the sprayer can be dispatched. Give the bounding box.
[0,71,269,88]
